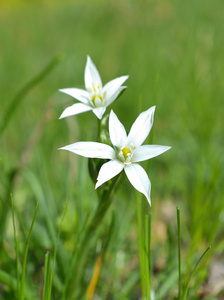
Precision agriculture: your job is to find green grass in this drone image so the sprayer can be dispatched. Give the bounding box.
[1,0,224,299]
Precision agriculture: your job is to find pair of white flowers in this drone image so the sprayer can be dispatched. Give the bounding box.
[59,56,171,205]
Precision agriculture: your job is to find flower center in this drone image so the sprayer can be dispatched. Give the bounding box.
[87,83,107,107]
[117,145,135,165]
[122,147,131,160]
[92,94,102,103]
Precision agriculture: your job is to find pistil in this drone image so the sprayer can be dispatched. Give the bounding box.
[122,147,131,160]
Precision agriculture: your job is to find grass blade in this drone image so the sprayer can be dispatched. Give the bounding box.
[43,251,51,300]
[0,54,63,134]
[48,187,71,299]
[63,175,120,299]
[19,202,38,300]
[0,270,39,300]
[85,212,116,299]
[10,193,20,298]
[182,246,211,300]
[176,207,181,300]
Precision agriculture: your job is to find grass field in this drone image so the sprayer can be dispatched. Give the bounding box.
[1,0,224,299]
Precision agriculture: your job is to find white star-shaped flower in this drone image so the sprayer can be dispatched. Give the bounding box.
[59,56,129,120]
[60,106,171,205]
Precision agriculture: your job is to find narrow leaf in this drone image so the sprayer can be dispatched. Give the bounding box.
[0,54,63,134]
[10,194,20,298]
[182,246,211,300]
[177,207,181,300]
[20,202,38,300]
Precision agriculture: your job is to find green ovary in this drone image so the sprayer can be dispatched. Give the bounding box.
[92,94,102,103]
[122,147,131,159]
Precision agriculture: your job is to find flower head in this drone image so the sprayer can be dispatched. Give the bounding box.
[59,56,129,120]
[60,106,171,205]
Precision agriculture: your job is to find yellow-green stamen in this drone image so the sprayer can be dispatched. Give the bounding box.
[87,82,105,105]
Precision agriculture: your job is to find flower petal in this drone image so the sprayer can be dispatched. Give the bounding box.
[60,142,115,159]
[95,159,124,188]
[85,56,102,89]
[92,107,106,119]
[132,145,171,163]
[102,75,129,105]
[59,88,89,104]
[124,163,151,205]
[59,103,92,119]
[109,110,127,147]
[127,106,156,147]
[105,86,127,107]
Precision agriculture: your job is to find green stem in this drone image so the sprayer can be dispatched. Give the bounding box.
[145,213,151,300]
[43,251,51,300]
[137,195,146,299]
[63,176,120,300]
[97,118,102,142]
[177,207,181,300]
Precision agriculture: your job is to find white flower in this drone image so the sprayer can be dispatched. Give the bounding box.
[60,106,171,205]
[59,56,129,120]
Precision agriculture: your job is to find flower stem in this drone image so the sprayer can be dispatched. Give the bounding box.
[97,118,102,142]
[137,195,147,299]
[63,175,120,300]
[145,213,151,300]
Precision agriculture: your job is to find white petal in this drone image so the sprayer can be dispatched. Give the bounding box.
[59,88,89,104]
[94,96,102,107]
[85,56,102,89]
[132,145,171,163]
[109,110,127,147]
[59,103,92,119]
[92,107,106,119]
[60,142,115,159]
[124,164,151,205]
[95,160,124,188]
[105,86,127,107]
[127,106,156,147]
[102,75,129,104]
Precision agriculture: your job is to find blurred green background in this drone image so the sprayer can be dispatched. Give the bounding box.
[1,0,224,299]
